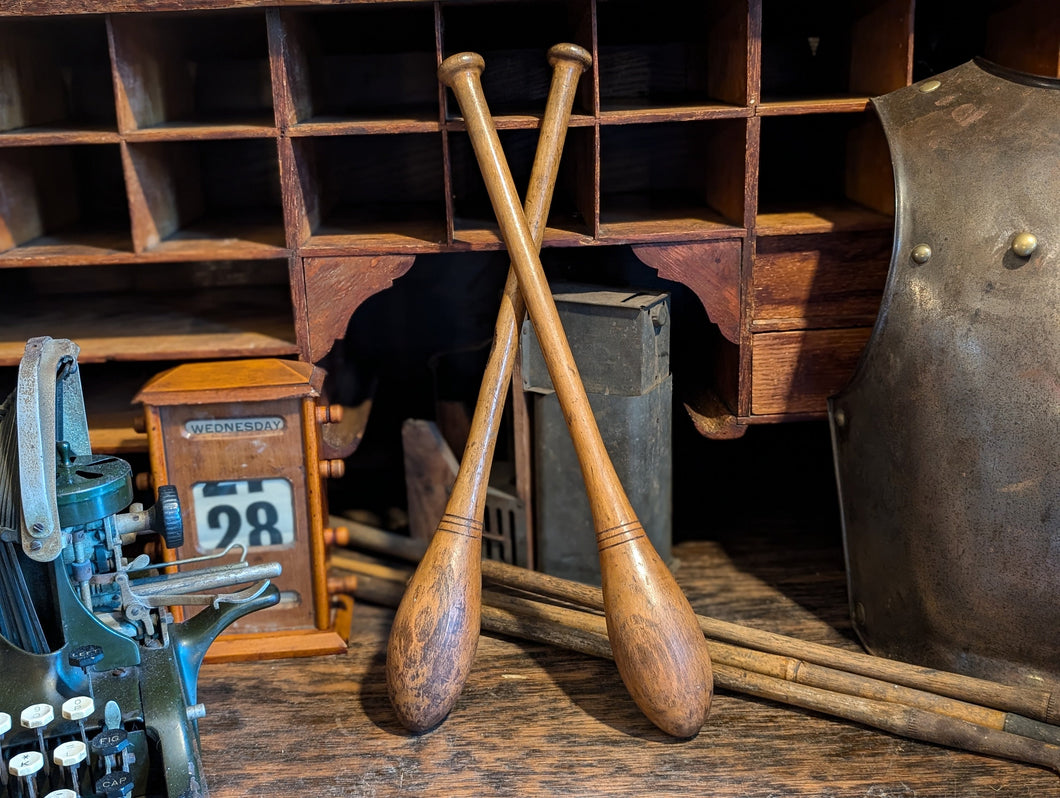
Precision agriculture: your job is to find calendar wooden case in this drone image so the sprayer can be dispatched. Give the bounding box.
[136,358,350,660]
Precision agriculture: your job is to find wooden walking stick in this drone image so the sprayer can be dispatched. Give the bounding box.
[386,44,593,733]
[437,51,714,738]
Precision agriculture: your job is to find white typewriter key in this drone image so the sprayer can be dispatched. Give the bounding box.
[62,697,94,746]
[20,704,54,729]
[53,741,87,767]
[61,697,93,722]
[45,791,78,798]
[10,750,44,798]
[21,703,55,774]
[53,740,87,796]
[9,750,43,776]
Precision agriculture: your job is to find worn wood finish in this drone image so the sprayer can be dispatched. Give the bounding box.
[986,0,1060,79]
[192,530,1060,797]
[386,45,591,734]
[440,51,713,739]
[750,327,873,416]
[751,232,891,331]
[632,240,743,344]
[849,0,915,97]
[301,255,416,363]
[0,288,297,366]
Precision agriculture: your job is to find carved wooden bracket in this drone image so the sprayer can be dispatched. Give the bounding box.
[631,240,746,439]
[631,240,742,344]
[303,255,416,363]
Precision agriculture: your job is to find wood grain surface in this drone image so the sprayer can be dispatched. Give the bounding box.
[195,531,1060,797]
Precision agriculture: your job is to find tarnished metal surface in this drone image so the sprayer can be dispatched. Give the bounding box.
[829,60,1060,688]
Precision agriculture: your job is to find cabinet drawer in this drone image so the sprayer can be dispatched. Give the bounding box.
[752,232,892,331]
[750,327,873,416]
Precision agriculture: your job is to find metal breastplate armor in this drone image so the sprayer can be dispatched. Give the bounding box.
[830,59,1059,688]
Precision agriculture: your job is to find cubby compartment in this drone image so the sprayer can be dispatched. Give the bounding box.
[108,10,275,137]
[599,119,748,240]
[449,126,595,247]
[0,16,117,142]
[124,138,286,257]
[756,111,894,234]
[596,0,751,118]
[914,0,1060,80]
[0,144,132,261]
[274,5,441,135]
[288,134,447,252]
[759,0,912,112]
[0,259,297,367]
[441,0,594,119]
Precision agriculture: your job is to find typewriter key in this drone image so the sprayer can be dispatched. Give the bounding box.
[95,769,133,798]
[61,697,94,748]
[53,740,87,795]
[9,750,44,798]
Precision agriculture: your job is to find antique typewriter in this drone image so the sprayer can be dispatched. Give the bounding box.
[0,337,281,798]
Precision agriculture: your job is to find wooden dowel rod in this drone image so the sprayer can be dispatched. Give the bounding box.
[479,560,1060,728]
[334,522,1060,726]
[342,563,1060,773]
[333,551,1060,745]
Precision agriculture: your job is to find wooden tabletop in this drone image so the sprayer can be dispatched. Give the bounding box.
[194,521,1060,797]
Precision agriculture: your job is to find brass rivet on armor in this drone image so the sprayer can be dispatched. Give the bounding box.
[1011,232,1038,257]
[911,244,932,264]
[919,79,941,93]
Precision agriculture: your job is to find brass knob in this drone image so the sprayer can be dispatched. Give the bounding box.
[1012,232,1038,257]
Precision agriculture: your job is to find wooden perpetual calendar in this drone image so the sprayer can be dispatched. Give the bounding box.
[136,359,351,661]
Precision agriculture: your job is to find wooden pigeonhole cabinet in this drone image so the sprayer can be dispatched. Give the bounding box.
[0,0,1056,447]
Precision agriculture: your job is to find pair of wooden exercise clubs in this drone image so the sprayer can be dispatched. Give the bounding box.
[385,44,715,740]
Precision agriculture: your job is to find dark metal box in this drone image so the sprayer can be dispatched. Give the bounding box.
[521,283,670,397]
[522,283,672,585]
